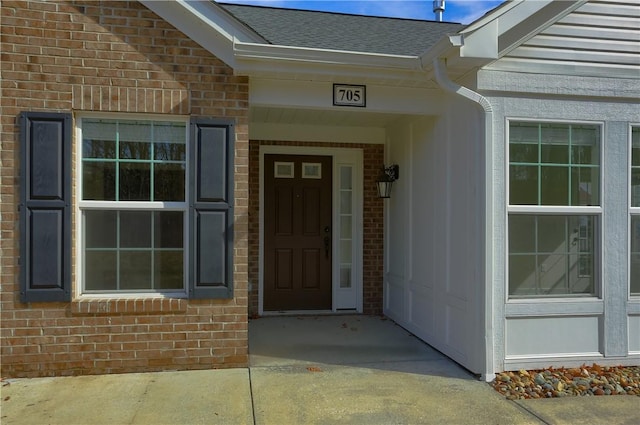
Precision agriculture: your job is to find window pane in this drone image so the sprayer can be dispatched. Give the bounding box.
[631,216,640,295]
[509,165,538,205]
[340,266,352,288]
[569,254,594,294]
[631,254,640,295]
[340,166,353,190]
[83,120,117,158]
[341,240,352,263]
[508,215,535,253]
[83,161,116,200]
[154,251,183,289]
[510,123,539,144]
[509,215,596,297]
[510,143,538,163]
[340,216,352,239]
[119,162,150,201]
[154,142,185,161]
[537,216,567,253]
[120,211,151,248]
[632,169,640,208]
[119,121,152,143]
[340,191,352,214]
[154,211,184,248]
[571,145,597,166]
[509,254,537,296]
[541,143,568,164]
[632,128,640,166]
[83,138,116,159]
[572,125,599,167]
[155,121,186,142]
[85,251,117,290]
[120,140,151,160]
[540,166,568,205]
[119,251,152,290]
[154,163,185,201]
[541,124,569,146]
[85,210,117,248]
[538,253,567,294]
[571,167,599,206]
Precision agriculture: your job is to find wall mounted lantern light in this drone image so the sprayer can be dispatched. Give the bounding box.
[376,164,399,199]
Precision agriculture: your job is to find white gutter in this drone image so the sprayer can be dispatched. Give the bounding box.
[232,41,426,81]
[234,42,420,70]
[432,56,496,382]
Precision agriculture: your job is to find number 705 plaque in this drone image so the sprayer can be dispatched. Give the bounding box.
[333,84,366,107]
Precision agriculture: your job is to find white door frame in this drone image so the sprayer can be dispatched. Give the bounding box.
[259,145,364,315]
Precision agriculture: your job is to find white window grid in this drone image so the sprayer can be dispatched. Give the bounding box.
[506,119,604,300]
[76,114,190,298]
[629,125,640,297]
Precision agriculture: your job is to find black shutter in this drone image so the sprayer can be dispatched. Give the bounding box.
[189,119,234,299]
[19,112,72,303]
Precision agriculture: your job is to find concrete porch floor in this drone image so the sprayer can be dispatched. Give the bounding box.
[249,314,473,376]
[248,314,534,424]
[2,315,638,424]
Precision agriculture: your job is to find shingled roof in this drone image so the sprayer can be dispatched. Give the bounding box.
[218,3,465,56]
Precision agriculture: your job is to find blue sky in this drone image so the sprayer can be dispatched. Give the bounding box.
[219,0,506,24]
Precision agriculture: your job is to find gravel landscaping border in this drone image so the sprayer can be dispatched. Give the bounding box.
[492,364,640,400]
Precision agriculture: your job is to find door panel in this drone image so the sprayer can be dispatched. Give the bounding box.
[302,249,321,289]
[264,154,332,310]
[275,187,293,235]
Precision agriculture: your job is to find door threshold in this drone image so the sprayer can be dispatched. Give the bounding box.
[261,309,357,317]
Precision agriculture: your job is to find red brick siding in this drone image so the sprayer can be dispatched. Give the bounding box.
[0,1,249,378]
[248,140,384,316]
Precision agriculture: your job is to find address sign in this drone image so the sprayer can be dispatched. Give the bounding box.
[333,84,366,107]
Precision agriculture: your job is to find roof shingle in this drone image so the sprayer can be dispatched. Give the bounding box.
[219,3,464,56]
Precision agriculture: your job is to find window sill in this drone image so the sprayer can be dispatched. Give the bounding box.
[505,298,603,317]
[70,298,188,316]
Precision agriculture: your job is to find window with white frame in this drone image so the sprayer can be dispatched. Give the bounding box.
[80,118,187,293]
[508,121,601,297]
[630,127,640,296]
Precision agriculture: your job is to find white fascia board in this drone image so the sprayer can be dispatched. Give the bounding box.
[140,0,265,68]
[233,41,422,78]
[418,34,463,69]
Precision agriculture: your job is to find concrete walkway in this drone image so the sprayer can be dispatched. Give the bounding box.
[2,315,638,424]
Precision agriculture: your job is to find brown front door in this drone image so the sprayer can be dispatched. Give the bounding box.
[264,154,332,311]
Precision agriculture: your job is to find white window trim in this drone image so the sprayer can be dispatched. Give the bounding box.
[75,113,190,299]
[505,118,605,303]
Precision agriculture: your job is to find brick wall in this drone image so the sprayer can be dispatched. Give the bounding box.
[248,140,384,316]
[0,1,249,377]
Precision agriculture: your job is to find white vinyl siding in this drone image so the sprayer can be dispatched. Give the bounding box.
[490,1,640,77]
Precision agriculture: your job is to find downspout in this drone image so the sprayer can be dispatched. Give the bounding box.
[432,57,496,382]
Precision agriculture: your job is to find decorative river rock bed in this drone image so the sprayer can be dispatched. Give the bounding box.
[492,364,640,400]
